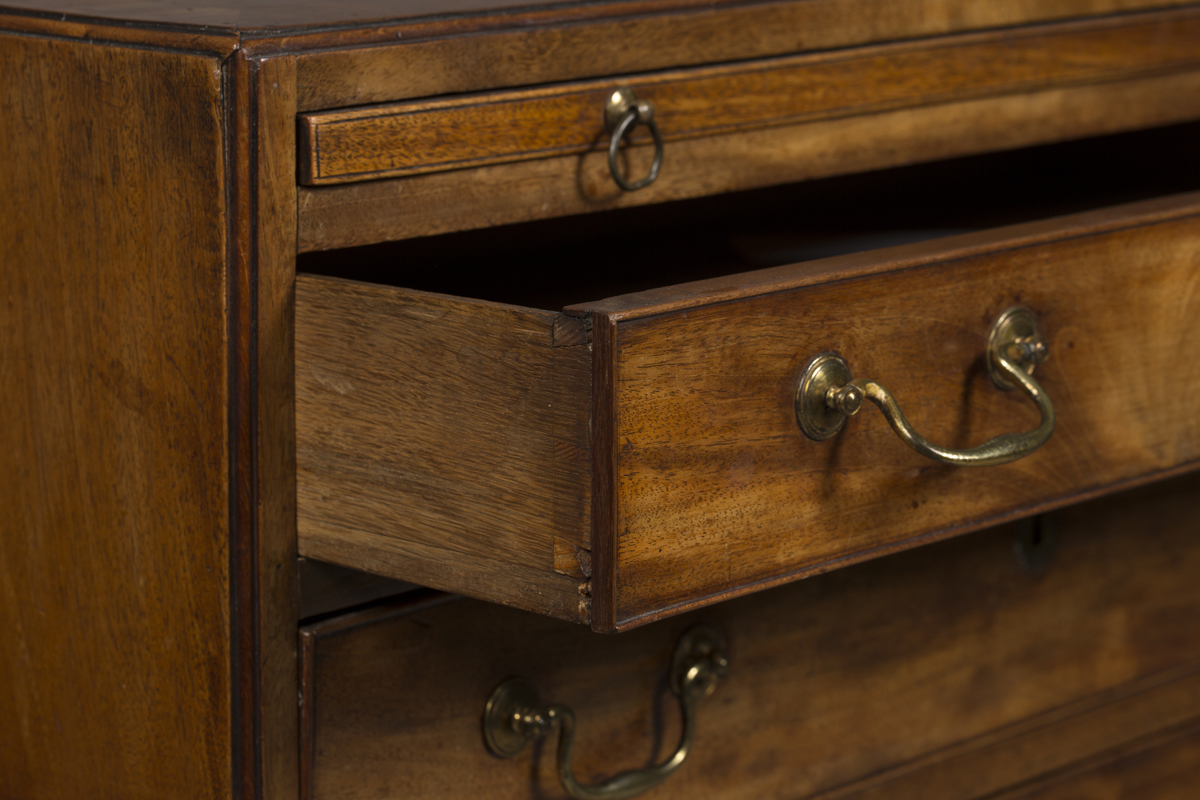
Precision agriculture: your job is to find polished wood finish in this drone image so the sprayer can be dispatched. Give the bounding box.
[299,475,1200,800]
[12,0,1193,36]
[228,49,258,800]
[993,726,1200,800]
[10,0,1192,77]
[291,0,1199,110]
[298,69,1200,249]
[6,0,1200,795]
[295,277,593,623]
[15,0,1186,76]
[298,10,1200,185]
[254,54,302,800]
[0,12,302,800]
[0,11,237,50]
[0,33,233,799]
[823,675,1200,800]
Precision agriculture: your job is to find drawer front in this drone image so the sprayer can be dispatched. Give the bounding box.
[576,192,1200,629]
[300,475,1200,800]
[994,727,1200,800]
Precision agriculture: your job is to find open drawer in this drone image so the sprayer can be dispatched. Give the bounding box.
[295,138,1200,632]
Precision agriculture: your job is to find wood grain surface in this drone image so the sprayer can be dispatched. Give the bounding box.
[298,558,417,620]
[0,9,238,51]
[252,54,301,800]
[295,276,594,623]
[820,679,1200,800]
[0,33,233,799]
[298,69,1200,250]
[228,49,257,800]
[2,0,1190,72]
[298,9,1200,185]
[290,0,1200,110]
[579,192,1200,628]
[300,474,1200,800]
[7,0,1194,35]
[991,726,1200,800]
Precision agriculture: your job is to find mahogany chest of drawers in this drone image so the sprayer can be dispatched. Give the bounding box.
[2,0,1199,797]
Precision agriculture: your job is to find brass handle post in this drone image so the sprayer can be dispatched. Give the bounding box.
[604,88,664,192]
[796,307,1055,466]
[483,626,728,800]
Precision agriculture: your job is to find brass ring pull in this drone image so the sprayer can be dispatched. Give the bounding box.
[483,626,728,800]
[605,88,663,192]
[796,307,1055,466]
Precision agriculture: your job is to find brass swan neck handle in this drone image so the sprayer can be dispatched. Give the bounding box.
[483,626,728,800]
[545,687,693,800]
[796,307,1055,466]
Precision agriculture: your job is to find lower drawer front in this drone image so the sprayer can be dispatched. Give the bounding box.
[997,726,1200,800]
[300,473,1200,800]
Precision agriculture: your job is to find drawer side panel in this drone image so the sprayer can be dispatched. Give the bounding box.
[295,275,593,623]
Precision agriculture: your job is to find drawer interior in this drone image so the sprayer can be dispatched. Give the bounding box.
[299,122,1200,309]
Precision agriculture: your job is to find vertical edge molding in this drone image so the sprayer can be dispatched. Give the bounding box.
[225,48,258,800]
[229,46,304,800]
[589,312,620,633]
[255,53,302,800]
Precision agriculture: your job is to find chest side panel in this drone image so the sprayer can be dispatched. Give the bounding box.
[0,33,233,799]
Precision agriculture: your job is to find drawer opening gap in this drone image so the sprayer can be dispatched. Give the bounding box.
[297,122,1200,311]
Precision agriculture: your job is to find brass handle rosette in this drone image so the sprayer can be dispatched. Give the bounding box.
[796,307,1055,466]
[482,626,728,800]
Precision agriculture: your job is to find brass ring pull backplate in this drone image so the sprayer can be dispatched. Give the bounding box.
[483,625,728,800]
[795,307,1055,466]
[605,88,664,192]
